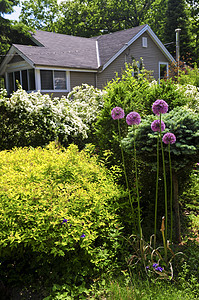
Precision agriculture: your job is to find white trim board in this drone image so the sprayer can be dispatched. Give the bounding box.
[102,25,176,72]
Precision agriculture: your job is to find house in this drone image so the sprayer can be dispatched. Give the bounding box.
[0,24,175,96]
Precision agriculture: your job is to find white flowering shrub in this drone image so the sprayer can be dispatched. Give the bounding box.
[67,83,105,124]
[176,84,199,113]
[0,84,104,150]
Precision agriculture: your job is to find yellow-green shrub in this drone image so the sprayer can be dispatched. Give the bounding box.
[0,142,123,287]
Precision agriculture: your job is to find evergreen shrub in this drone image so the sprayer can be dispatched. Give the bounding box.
[0,142,123,288]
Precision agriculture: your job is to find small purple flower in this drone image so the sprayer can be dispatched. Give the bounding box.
[152,263,158,268]
[111,107,125,120]
[146,266,149,270]
[162,133,176,144]
[151,120,166,132]
[152,99,168,115]
[62,219,68,224]
[80,234,85,238]
[126,112,141,125]
[155,266,163,272]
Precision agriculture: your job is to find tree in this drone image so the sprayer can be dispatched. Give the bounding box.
[164,0,193,62]
[58,0,157,37]
[19,0,61,32]
[0,1,33,65]
[186,0,199,64]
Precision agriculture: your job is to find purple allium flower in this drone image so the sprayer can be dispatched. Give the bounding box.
[111,107,125,120]
[62,219,68,224]
[126,112,141,125]
[152,99,168,115]
[151,120,166,132]
[155,266,163,272]
[152,263,158,268]
[80,234,85,238]
[162,133,176,144]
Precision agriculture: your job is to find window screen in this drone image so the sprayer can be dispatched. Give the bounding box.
[41,70,53,90]
[160,64,167,80]
[22,70,28,90]
[28,69,35,90]
[54,71,66,90]
[14,71,20,90]
[8,73,14,94]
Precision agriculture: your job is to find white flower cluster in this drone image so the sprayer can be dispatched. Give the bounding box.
[67,84,105,125]
[176,84,199,113]
[0,84,105,147]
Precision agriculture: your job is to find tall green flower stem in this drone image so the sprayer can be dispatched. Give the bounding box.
[159,113,168,260]
[154,134,159,248]
[168,143,173,243]
[133,126,142,239]
[117,119,134,216]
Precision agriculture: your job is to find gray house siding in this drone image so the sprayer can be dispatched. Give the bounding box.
[97,33,170,88]
[70,71,96,89]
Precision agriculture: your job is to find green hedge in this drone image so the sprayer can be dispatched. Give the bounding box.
[0,142,123,289]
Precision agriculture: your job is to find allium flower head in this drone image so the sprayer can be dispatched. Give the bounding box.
[126,112,141,125]
[151,120,165,132]
[111,107,125,120]
[152,99,168,115]
[162,133,176,144]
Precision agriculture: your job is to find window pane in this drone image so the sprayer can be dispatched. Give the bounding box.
[160,64,167,79]
[41,70,53,90]
[14,71,20,90]
[28,69,35,90]
[54,71,66,90]
[8,72,14,94]
[22,70,28,90]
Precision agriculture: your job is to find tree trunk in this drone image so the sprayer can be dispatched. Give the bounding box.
[172,172,181,243]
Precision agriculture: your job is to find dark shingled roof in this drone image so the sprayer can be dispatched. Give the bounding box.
[12,25,147,70]
[15,31,98,70]
[92,25,146,66]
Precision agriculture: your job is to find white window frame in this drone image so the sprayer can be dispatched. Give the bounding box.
[142,37,147,48]
[39,69,70,93]
[159,62,169,82]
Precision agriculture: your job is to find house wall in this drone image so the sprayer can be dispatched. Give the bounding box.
[97,32,170,89]
[70,71,96,89]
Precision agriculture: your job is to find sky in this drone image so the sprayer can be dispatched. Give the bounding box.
[4,1,64,21]
[4,6,21,21]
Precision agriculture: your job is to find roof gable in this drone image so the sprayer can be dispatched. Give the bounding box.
[96,24,175,71]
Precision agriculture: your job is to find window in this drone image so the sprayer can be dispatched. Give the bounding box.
[22,70,28,90]
[41,70,53,90]
[159,63,168,81]
[7,69,35,94]
[14,71,20,90]
[142,37,147,48]
[54,71,66,90]
[28,69,36,91]
[40,70,67,90]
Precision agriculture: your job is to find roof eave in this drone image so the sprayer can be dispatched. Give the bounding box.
[101,25,176,71]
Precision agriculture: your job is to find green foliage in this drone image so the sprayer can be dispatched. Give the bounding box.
[163,0,192,62]
[178,64,199,87]
[122,107,199,171]
[20,0,61,32]
[144,79,190,114]
[0,142,123,289]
